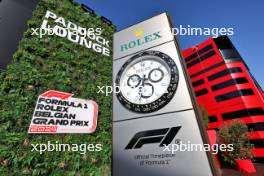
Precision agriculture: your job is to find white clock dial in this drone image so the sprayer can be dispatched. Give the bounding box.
[120,57,170,105]
[116,51,179,113]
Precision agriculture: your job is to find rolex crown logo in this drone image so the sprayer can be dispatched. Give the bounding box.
[134,28,144,37]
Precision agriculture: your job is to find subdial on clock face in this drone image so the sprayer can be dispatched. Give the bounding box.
[127,74,141,88]
[148,68,164,83]
[139,83,154,99]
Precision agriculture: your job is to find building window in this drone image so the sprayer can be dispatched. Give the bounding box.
[192,79,204,87]
[208,67,242,81]
[187,50,216,68]
[247,122,264,132]
[195,88,208,97]
[190,61,225,78]
[213,36,243,63]
[185,44,213,62]
[250,139,264,148]
[211,77,248,91]
[215,88,254,102]
[219,49,241,63]
[208,115,217,122]
[222,108,264,120]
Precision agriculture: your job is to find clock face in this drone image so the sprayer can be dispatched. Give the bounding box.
[115,50,179,113]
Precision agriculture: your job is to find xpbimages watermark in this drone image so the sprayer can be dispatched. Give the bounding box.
[171,25,234,37]
[163,141,234,154]
[96,83,169,96]
[31,141,102,154]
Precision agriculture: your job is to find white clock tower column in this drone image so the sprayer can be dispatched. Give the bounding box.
[112,13,219,176]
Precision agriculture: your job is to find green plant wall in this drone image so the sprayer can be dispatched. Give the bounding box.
[0,0,115,175]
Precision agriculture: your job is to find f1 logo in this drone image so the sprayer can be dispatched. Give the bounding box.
[125,126,181,149]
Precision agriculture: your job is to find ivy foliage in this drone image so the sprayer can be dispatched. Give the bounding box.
[0,0,115,175]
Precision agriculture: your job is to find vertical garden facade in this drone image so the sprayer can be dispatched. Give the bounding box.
[0,0,115,175]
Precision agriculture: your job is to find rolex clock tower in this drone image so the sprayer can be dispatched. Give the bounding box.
[113,13,219,176]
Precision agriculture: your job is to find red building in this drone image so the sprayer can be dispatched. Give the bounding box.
[182,36,264,162]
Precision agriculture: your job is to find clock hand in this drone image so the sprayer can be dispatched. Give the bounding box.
[138,74,146,100]
[138,87,143,100]
[141,75,146,85]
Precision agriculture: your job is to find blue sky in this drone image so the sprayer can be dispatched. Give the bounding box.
[77,0,264,88]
